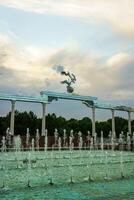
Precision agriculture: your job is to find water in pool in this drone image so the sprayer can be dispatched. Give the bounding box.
[1,131,134,199]
[0,179,134,200]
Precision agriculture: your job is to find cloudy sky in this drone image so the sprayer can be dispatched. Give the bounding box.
[0,0,134,120]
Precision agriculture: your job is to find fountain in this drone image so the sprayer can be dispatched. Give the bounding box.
[119,133,124,151]
[54,129,58,147]
[132,132,134,151]
[0,71,134,200]
[36,129,40,151]
[90,137,94,150]
[14,135,21,152]
[0,128,134,192]
[6,128,12,147]
[86,131,91,148]
[78,131,83,150]
[1,136,6,152]
[100,131,104,151]
[58,137,62,151]
[127,132,131,151]
[69,130,74,150]
[44,129,48,151]
[63,129,67,147]
[27,152,32,187]
[26,128,30,148]
[31,138,35,151]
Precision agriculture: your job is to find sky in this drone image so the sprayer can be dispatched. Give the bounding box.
[0,0,134,120]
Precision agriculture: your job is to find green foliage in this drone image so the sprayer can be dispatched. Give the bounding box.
[96,121,111,137]
[0,110,133,137]
[78,117,92,134]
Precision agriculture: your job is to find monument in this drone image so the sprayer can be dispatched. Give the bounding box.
[60,70,76,93]
[0,68,134,190]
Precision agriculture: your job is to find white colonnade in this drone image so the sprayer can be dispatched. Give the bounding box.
[90,107,132,137]
[2,100,47,136]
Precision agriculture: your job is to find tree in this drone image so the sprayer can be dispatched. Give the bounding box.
[0,110,130,137]
[78,117,92,135]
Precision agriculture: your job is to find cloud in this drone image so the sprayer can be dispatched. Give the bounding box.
[0,32,134,104]
[106,53,134,68]
[52,64,65,73]
[0,33,58,94]
[0,0,134,35]
[36,48,134,102]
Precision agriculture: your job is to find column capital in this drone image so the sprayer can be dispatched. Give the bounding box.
[11,100,16,104]
[42,102,46,105]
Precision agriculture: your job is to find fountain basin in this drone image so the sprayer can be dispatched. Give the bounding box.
[0,150,134,189]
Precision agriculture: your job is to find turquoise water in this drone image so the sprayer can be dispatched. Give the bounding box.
[0,179,134,200]
[1,150,134,188]
[0,150,134,199]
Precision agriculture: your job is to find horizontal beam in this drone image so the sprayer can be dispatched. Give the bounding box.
[83,101,134,112]
[40,91,97,102]
[96,103,134,112]
[0,91,133,112]
[0,92,48,103]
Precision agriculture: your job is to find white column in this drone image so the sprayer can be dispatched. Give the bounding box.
[111,109,115,135]
[92,107,96,137]
[42,102,46,136]
[128,111,132,135]
[10,100,16,135]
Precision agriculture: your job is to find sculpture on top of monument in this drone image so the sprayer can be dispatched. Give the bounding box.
[53,64,76,93]
[60,70,76,93]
